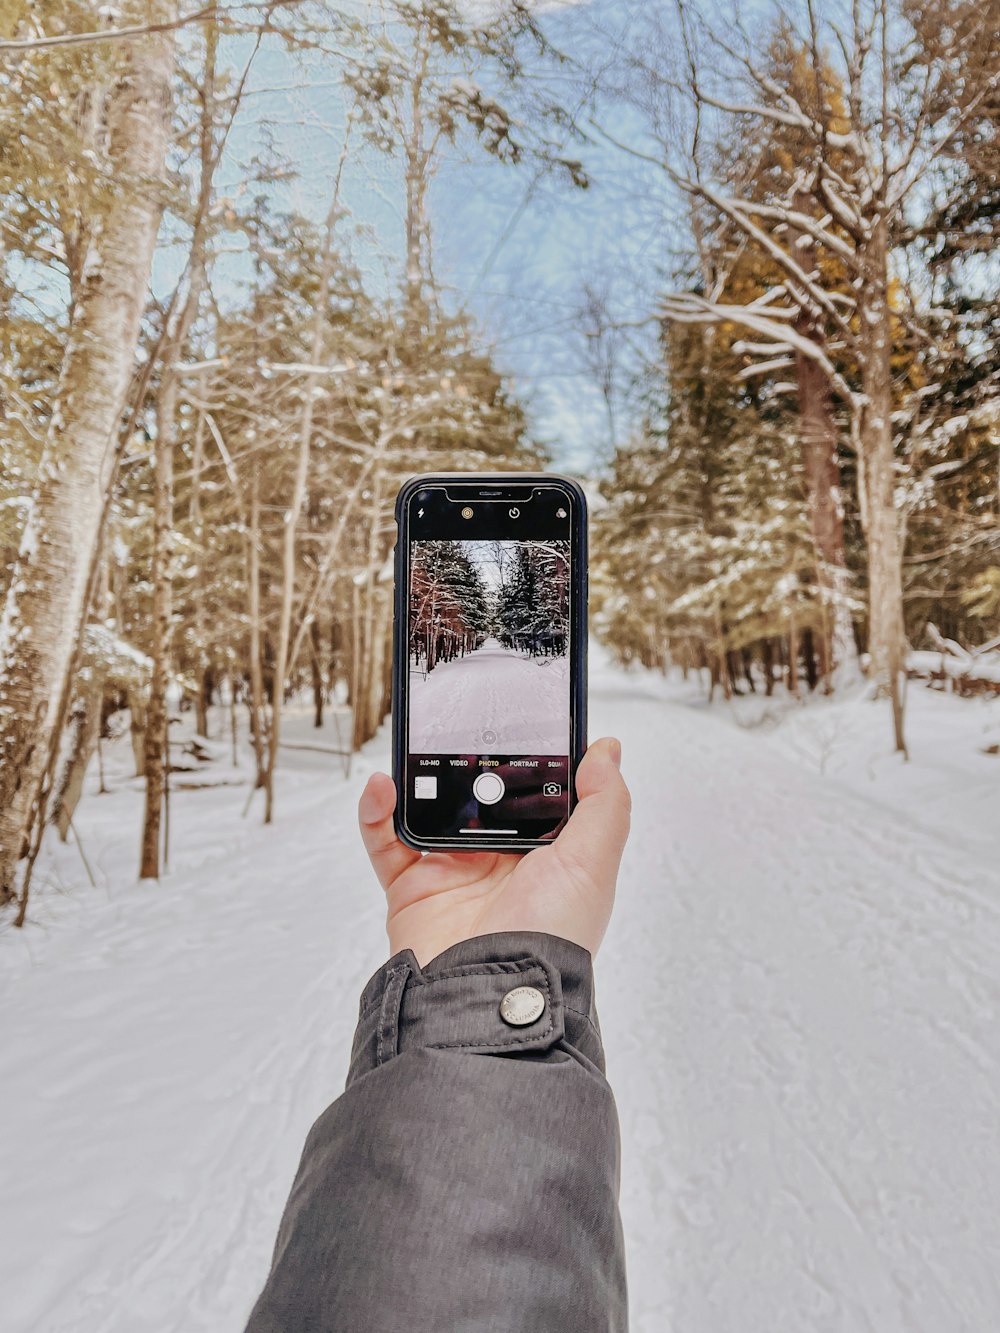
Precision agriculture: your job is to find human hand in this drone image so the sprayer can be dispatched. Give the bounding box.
[358,738,631,968]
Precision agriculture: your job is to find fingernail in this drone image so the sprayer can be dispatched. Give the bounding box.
[608,738,622,768]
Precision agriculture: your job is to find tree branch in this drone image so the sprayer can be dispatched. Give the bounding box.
[0,1,299,53]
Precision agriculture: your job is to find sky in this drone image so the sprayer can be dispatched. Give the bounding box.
[213,0,676,474]
[8,1,730,473]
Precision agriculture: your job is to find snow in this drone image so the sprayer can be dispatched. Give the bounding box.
[408,636,570,754]
[910,648,1000,686]
[2,653,1000,1331]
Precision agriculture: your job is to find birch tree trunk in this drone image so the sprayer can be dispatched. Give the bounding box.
[190,374,211,739]
[857,215,907,755]
[0,13,175,903]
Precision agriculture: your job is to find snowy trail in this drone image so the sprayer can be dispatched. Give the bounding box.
[2,665,1000,1331]
[408,636,569,753]
[597,670,1000,1332]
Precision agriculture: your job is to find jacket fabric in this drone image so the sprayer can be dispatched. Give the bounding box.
[244,930,628,1332]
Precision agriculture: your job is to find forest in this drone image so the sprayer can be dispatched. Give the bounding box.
[3,5,1000,1330]
[409,539,569,673]
[0,0,998,927]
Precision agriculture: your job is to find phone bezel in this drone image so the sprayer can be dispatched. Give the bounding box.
[392,473,588,853]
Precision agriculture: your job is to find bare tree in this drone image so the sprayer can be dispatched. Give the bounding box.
[261,117,355,824]
[597,0,1000,751]
[140,10,273,875]
[0,5,177,905]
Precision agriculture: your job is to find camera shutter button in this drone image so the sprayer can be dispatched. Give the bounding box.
[472,772,505,805]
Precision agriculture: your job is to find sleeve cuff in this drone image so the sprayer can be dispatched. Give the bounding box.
[347,931,605,1085]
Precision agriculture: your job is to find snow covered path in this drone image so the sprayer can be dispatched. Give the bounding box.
[408,636,569,753]
[599,671,1000,1332]
[2,660,999,1331]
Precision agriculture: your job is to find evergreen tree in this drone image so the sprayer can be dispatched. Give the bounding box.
[410,541,490,672]
[496,542,569,655]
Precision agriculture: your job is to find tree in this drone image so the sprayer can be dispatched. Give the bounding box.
[496,542,570,654]
[597,0,1000,751]
[0,3,177,906]
[595,314,823,696]
[409,541,490,671]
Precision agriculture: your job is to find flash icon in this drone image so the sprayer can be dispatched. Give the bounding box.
[417,508,424,517]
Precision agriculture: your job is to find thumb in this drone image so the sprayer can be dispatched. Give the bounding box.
[554,737,631,888]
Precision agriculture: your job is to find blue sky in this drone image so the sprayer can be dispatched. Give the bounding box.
[213,0,675,473]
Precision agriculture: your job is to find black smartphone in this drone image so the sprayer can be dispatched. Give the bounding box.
[392,474,587,852]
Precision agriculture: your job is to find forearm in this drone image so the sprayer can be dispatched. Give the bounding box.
[245,931,627,1333]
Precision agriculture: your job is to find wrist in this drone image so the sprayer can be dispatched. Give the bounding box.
[348,931,605,1086]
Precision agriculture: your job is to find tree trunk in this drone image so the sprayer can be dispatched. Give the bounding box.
[309,620,324,728]
[263,191,342,823]
[140,16,215,878]
[129,688,148,778]
[196,670,212,739]
[857,216,907,755]
[363,588,392,743]
[716,614,732,702]
[227,674,239,766]
[762,639,775,696]
[795,346,855,681]
[53,670,106,842]
[190,371,211,740]
[791,190,856,688]
[741,648,756,693]
[139,379,175,879]
[0,12,175,902]
[247,469,267,788]
[352,466,388,749]
[787,615,799,697]
[403,43,431,339]
[802,627,818,692]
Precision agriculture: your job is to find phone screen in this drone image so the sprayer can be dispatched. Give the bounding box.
[401,482,578,844]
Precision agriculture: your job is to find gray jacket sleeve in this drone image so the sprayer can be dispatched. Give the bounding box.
[244,930,628,1332]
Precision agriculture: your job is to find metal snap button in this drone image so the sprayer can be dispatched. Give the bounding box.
[499,985,546,1027]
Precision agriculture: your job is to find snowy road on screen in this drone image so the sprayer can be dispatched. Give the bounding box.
[2,653,999,1331]
[408,636,570,754]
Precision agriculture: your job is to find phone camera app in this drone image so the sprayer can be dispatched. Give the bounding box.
[407,522,572,841]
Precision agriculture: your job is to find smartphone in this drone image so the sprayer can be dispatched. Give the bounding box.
[392,474,587,852]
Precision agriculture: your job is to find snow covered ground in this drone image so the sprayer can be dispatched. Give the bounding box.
[408,635,570,753]
[2,652,1000,1332]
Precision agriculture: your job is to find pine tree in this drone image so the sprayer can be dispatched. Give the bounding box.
[410,542,490,672]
